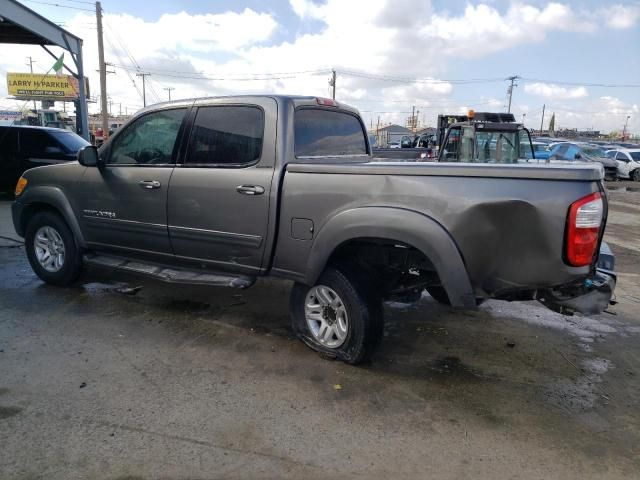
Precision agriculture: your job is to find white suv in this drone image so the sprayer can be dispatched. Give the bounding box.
[606,148,640,181]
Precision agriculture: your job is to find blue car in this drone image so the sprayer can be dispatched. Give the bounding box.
[520,141,551,160]
[548,142,618,180]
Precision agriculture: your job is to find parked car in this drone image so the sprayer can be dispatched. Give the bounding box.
[521,141,552,160]
[607,148,640,181]
[548,142,618,181]
[388,141,401,148]
[0,125,89,192]
[400,135,413,148]
[12,95,615,364]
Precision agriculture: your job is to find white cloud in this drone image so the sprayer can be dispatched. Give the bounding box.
[0,0,636,135]
[602,4,640,29]
[524,82,589,99]
[289,0,325,19]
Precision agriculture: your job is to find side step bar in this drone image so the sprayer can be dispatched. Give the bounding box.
[83,253,256,289]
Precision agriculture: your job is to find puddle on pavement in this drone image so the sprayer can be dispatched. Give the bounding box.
[0,405,23,419]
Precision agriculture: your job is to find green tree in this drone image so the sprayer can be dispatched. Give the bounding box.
[548,113,555,133]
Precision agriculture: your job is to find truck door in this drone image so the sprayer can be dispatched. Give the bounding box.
[167,98,276,274]
[79,107,188,255]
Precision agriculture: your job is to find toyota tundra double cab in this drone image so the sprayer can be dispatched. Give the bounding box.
[12,95,616,364]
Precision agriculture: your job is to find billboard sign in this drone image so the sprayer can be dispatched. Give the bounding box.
[6,72,83,100]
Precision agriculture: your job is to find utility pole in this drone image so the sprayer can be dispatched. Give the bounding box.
[540,104,545,133]
[623,115,631,140]
[25,57,37,109]
[330,69,336,100]
[96,1,109,139]
[506,75,520,113]
[164,87,175,101]
[136,73,151,107]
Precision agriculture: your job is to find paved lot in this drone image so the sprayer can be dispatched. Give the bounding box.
[0,188,639,479]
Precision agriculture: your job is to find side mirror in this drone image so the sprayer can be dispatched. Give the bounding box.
[574,153,582,160]
[77,145,102,167]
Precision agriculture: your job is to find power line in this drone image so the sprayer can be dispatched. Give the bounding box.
[106,63,330,77]
[339,70,505,85]
[521,78,640,88]
[108,63,329,81]
[21,0,95,12]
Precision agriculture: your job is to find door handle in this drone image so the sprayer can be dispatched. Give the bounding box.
[139,180,161,189]
[236,185,265,195]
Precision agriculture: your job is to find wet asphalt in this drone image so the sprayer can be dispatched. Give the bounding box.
[0,189,639,480]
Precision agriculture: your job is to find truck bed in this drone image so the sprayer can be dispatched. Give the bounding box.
[274,161,604,298]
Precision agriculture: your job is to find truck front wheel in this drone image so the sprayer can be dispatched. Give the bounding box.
[290,267,383,365]
[25,211,82,286]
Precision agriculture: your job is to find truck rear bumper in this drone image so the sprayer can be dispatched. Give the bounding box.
[537,242,616,316]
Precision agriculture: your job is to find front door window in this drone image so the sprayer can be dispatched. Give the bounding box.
[108,109,186,165]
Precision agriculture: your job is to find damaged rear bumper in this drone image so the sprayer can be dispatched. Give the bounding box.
[537,242,616,315]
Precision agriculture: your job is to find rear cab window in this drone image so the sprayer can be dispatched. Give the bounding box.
[49,131,90,154]
[294,108,368,157]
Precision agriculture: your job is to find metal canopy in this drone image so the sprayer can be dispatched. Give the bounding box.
[0,0,89,139]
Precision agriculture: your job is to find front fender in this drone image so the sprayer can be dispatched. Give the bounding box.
[306,206,476,309]
[13,185,86,248]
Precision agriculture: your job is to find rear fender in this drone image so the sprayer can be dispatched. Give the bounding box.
[306,206,476,309]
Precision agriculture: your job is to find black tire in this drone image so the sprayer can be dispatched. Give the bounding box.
[426,286,451,305]
[25,211,82,286]
[633,169,640,182]
[290,266,383,365]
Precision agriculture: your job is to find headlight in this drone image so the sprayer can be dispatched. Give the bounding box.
[15,177,27,196]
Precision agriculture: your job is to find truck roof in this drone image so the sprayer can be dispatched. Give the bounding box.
[0,124,72,133]
[137,95,360,116]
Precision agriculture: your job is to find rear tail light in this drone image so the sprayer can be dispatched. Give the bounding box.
[566,192,603,267]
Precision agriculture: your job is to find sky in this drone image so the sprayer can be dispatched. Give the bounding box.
[1,0,639,134]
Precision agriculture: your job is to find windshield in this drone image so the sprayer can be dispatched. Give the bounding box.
[475,130,523,163]
[581,146,606,158]
[441,127,534,163]
[630,152,640,161]
[50,130,90,153]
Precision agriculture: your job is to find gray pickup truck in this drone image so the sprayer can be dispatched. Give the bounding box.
[12,95,615,364]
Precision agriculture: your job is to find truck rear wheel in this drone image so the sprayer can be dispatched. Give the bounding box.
[290,267,383,365]
[25,211,82,286]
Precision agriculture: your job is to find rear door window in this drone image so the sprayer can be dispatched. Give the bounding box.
[295,109,367,157]
[185,106,264,166]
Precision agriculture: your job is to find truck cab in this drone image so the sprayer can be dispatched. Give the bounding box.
[437,111,535,163]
